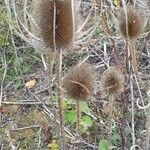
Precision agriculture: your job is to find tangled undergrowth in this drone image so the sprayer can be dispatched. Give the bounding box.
[0,0,150,150]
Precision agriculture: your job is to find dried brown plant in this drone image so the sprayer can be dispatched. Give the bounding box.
[64,62,95,136]
[118,8,144,40]
[33,0,74,50]
[64,62,95,101]
[101,67,124,96]
[32,1,75,149]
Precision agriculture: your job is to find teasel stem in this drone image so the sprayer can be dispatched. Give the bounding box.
[146,93,150,149]
[109,94,115,121]
[108,94,115,145]
[56,48,65,150]
[46,51,57,123]
[126,38,136,150]
[76,100,81,136]
[125,39,130,72]
[46,52,52,95]
[119,93,128,150]
[127,39,136,149]
[118,119,125,150]
[130,40,138,73]
[130,73,136,150]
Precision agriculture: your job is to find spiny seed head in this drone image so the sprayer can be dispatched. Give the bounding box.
[118,8,144,40]
[64,63,95,101]
[32,0,74,50]
[101,67,124,96]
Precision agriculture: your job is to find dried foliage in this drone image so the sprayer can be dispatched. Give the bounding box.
[64,63,95,101]
[118,8,144,40]
[101,67,124,96]
[32,0,74,50]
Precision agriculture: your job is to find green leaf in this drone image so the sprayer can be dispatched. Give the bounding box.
[80,116,93,133]
[80,102,91,114]
[64,110,77,124]
[14,79,22,89]
[111,127,120,146]
[22,64,31,74]
[98,139,110,150]
[111,134,120,146]
[81,116,93,127]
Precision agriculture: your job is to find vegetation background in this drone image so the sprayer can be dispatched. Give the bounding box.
[0,0,149,150]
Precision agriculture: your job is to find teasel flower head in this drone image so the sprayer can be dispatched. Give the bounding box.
[32,0,75,51]
[101,67,124,96]
[64,62,96,101]
[118,7,145,40]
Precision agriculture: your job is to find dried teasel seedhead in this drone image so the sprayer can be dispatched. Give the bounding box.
[118,8,145,40]
[101,67,124,96]
[64,63,95,101]
[32,0,74,50]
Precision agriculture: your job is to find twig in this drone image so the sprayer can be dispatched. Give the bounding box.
[12,125,40,131]
[0,50,7,120]
[1,101,51,105]
[134,74,147,114]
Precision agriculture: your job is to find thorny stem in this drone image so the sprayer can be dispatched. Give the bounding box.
[53,2,65,149]
[130,73,136,150]
[125,39,130,72]
[131,40,138,73]
[146,91,150,149]
[56,49,65,150]
[108,94,115,145]
[47,52,52,96]
[76,100,81,136]
[118,119,126,150]
[146,113,150,150]
[119,94,127,150]
[46,51,59,140]
[126,37,136,149]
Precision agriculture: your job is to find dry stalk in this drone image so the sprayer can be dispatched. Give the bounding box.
[76,100,81,136]
[130,40,138,73]
[56,49,65,150]
[120,4,135,149]
[130,72,136,149]
[107,94,115,145]
[146,88,150,149]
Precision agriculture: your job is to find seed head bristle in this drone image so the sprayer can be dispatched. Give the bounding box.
[118,8,144,40]
[64,63,95,101]
[32,0,74,50]
[101,67,124,96]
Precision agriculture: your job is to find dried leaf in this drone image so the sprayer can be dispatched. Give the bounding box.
[25,79,36,89]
